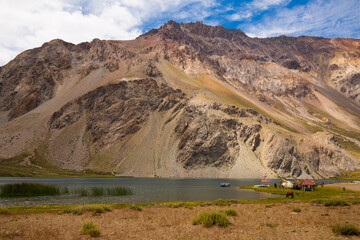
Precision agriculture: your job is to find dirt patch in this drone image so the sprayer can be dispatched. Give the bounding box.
[327,182,360,192]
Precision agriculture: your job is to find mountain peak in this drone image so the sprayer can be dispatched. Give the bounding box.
[139,20,247,40]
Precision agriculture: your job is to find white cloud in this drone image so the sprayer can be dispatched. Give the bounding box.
[227,12,253,21]
[223,0,289,25]
[243,0,360,38]
[249,0,289,10]
[0,0,216,66]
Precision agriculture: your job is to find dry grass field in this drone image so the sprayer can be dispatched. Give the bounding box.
[0,202,359,239]
[1,183,360,240]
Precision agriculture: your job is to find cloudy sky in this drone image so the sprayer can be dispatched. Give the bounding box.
[1,0,360,66]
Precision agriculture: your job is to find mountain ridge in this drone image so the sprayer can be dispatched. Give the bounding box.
[0,21,359,178]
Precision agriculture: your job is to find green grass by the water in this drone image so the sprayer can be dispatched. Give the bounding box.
[0,183,61,197]
[240,186,360,204]
[0,183,133,198]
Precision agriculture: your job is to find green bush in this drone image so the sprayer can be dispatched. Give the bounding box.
[72,208,85,215]
[129,205,142,211]
[214,199,231,206]
[62,208,72,214]
[0,183,61,197]
[81,222,100,237]
[224,209,238,216]
[64,205,111,215]
[330,224,360,236]
[192,211,229,227]
[266,223,279,228]
[324,200,350,207]
[184,203,194,209]
[168,202,185,208]
[350,200,360,205]
[199,202,212,207]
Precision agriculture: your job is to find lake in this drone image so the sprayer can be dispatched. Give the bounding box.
[0,177,342,207]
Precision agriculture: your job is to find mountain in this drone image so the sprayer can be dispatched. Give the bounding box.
[0,21,359,178]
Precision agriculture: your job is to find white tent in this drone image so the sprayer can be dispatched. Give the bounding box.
[281,181,294,188]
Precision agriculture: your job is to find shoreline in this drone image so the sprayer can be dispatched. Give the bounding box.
[0,184,359,239]
[0,182,359,213]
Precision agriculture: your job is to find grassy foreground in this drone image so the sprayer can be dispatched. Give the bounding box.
[0,184,359,239]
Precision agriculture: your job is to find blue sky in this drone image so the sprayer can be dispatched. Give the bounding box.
[1,0,360,66]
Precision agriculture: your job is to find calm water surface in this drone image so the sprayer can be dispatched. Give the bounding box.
[0,177,343,207]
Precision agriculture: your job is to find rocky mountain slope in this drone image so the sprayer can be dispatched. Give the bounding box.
[0,21,359,178]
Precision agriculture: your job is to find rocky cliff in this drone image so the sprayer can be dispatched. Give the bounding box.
[0,21,359,178]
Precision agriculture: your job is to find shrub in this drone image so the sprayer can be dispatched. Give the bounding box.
[199,202,212,207]
[81,222,100,237]
[266,223,279,228]
[324,200,349,207]
[129,205,142,211]
[184,203,194,209]
[91,207,106,215]
[192,211,229,227]
[168,202,185,208]
[0,183,60,197]
[64,205,111,215]
[214,199,231,207]
[292,207,301,213]
[10,217,19,222]
[62,208,72,214]
[330,224,360,236]
[350,200,360,205]
[224,209,238,216]
[72,208,85,215]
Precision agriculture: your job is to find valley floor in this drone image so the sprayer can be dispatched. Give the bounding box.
[0,202,359,239]
[0,184,359,240]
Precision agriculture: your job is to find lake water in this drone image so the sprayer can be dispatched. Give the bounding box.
[0,177,342,207]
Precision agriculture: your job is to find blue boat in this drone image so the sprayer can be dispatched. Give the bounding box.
[220,183,231,187]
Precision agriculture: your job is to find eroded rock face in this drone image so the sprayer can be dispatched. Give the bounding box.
[261,132,360,178]
[173,102,359,178]
[175,103,268,169]
[0,40,71,119]
[263,136,303,177]
[0,39,138,120]
[50,79,186,148]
